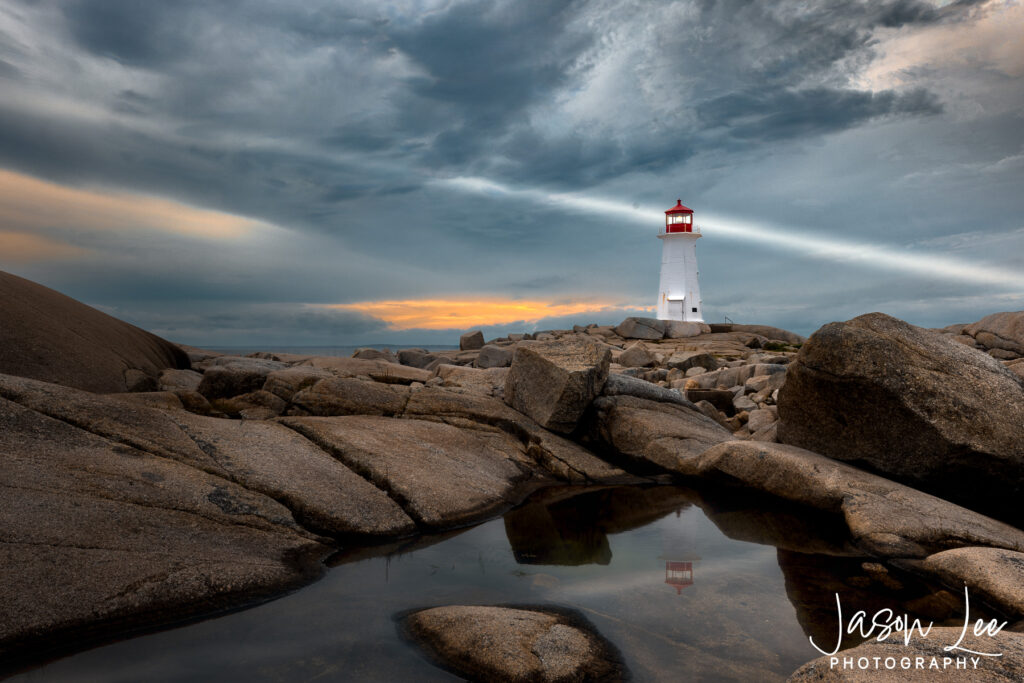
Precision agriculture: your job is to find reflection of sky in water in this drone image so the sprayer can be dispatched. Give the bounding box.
[15,488,817,683]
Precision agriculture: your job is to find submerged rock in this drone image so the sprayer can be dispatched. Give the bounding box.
[402,605,624,682]
[777,313,1024,525]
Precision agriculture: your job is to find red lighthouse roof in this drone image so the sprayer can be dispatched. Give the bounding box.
[665,199,693,215]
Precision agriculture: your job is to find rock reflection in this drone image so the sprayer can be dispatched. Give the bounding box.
[775,549,981,652]
[503,485,695,566]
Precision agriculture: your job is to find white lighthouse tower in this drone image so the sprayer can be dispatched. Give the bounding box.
[656,199,703,322]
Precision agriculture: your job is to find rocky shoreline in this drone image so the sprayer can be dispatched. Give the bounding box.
[2,269,1024,681]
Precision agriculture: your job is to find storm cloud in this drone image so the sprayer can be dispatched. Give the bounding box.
[0,0,1021,344]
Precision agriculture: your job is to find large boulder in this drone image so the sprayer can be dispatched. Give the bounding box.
[504,338,611,434]
[965,310,1024,357]
[777,313,1024,525]
[0,270,189,392]
[402,606,624,682]
[614,317,666,340]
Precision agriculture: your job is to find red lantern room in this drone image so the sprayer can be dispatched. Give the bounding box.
[665,199,694,233]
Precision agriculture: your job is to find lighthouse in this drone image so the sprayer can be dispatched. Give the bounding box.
[656,200,703,322]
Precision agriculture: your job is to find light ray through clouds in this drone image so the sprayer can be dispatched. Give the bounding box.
[442,176,1024,291]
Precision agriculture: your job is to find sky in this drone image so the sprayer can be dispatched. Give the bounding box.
[0,0,1022,346]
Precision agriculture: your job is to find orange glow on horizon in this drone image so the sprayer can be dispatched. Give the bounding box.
[325,299,651,329]
[0,169,270,240]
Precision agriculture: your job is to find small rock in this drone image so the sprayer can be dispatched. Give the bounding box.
[459,330,485,351]
[733,394,757,412]
[475,344,514,369]
[352,348,395,362]
[618,342,656,368]
[666,350,718,372]
[746,407,776,433]
[158,368,203,393]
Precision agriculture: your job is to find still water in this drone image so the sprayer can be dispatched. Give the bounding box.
[14,485,962,682]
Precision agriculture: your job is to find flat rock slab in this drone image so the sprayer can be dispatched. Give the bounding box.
[590,395,732,473]
[299,356,431,384]
[403,386,631,484]
[0,373,415,540]
[0,397,324,662]
[402,605,624,682]
[169,413,416,539]
[280,416,535,529]
[789,627,1024,681]
[433,364,509,397]
[289,377,409,416]
[0,373,222,473]
[686,441,1024,560]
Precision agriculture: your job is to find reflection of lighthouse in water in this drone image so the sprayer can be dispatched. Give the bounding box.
[658,507,701,595]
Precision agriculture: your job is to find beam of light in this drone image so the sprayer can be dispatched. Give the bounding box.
[321,298,650,330]
[441,176,1024,291]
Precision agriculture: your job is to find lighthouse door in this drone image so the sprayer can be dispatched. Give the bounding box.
[667,299,683,320]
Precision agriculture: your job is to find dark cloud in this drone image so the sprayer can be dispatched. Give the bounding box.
[698,87,942,143]
[0,0,1020,345]
[61,0,207,67]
